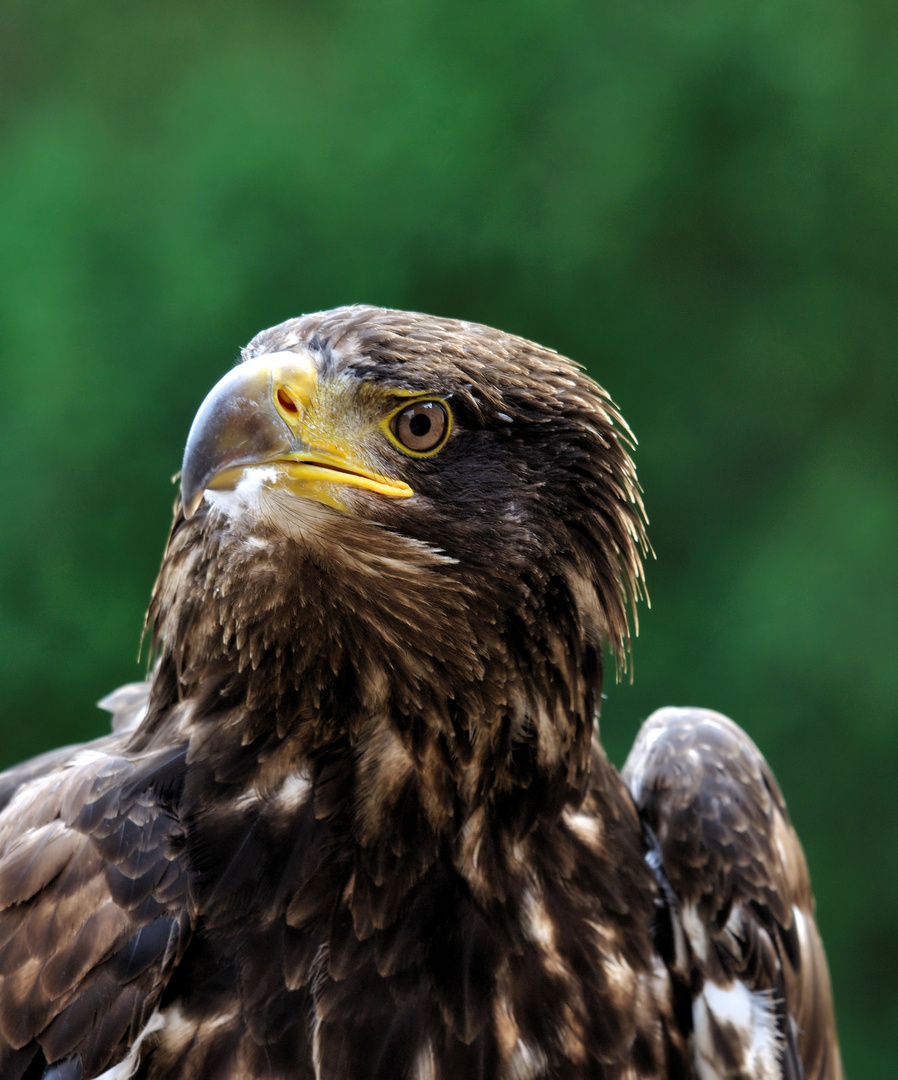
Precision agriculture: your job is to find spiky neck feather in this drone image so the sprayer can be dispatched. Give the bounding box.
[136,305,650,873]
[135,502,657,1035]
[138,501,609,844]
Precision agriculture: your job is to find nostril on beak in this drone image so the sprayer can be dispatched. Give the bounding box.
[276,387,301,417]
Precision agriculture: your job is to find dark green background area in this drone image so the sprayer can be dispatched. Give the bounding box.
[1,2,895,1072]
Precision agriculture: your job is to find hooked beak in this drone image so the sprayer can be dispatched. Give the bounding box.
[180,350,413,518]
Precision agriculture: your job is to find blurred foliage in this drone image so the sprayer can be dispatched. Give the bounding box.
[1,0,895,1071]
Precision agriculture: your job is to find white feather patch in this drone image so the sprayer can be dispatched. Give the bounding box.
[276,770,312,810]
[693,980,781,1080]
[95,1009,164,1080]
[413,1040,437,1080]
[504,1039,549,1079]
[562,808,604,852]
[204,465,280,518]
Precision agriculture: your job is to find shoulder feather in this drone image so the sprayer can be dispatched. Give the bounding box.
[624,707,843,1080]
[0,734,192,1079]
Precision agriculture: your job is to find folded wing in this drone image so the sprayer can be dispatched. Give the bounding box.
[624,707,842,1080]
[0,732,192,1079]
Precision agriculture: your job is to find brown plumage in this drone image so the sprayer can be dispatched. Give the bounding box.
[0,306,841,1079]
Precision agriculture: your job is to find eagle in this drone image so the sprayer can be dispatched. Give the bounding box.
[0,306,841,1080]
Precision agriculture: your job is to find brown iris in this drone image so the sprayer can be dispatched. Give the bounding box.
[390,400,449,453]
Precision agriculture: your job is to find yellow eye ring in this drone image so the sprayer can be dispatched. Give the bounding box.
[382,398,452,456]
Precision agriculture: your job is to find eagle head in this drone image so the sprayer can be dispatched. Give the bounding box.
[144,306,646,828]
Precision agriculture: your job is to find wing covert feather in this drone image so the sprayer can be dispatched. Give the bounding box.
[624,706,842,1080]
[0,738,192,1080]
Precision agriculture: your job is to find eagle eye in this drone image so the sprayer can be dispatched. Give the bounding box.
[388,400,450,455]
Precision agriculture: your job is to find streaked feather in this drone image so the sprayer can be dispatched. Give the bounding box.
[0,309,839,1078]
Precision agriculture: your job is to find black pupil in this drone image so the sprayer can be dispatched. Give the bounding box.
[409,412,431,436]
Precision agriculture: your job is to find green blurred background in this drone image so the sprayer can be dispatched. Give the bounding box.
[1,1,895,1072]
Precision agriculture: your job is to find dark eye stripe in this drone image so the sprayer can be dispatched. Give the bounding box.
[391,401,449,453]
